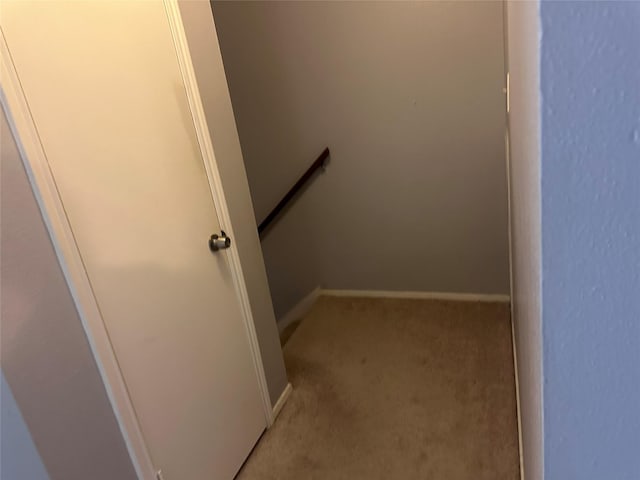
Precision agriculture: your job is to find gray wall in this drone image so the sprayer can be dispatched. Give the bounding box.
[212,1,510,318]
[505,2,543,479]
[179,1,288,406]
[1,109,137,480]
[540,3,640,479]
[1,373,50,480]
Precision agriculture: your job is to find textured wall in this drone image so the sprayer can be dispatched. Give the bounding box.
[540,3,640,479]
[1,373,50,480]
[505,2,543,479]
[212,1,510,318]
[1,109,137,480]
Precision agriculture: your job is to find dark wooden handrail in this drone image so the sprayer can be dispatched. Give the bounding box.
[258,147,330,237]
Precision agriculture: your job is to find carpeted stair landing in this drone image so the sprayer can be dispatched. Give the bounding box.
[237,296,520,480]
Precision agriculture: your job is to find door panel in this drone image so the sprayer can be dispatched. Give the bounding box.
[1,2,266,479]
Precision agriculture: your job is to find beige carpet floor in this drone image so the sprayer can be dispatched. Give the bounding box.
[237,296,520,480]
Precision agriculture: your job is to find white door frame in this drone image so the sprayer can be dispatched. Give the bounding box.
[0,2,272,478]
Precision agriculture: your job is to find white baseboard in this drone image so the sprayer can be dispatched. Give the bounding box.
[277,286,322,333]
[268,382,292,427]
[277,288,510,335]
[321,289,510,303]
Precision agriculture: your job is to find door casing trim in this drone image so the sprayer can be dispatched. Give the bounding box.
[0,28,157,479]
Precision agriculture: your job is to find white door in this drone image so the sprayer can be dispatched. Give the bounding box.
[1,2,267,479]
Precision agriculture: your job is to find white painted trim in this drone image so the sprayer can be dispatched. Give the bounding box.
[505,100,525,480]
[163,0,273,425]
[269,383,292,427]
[277,286,322,333]
[278,288,509,335]
[503,1,524,468]
[0,29,156,480]
[321,289,510,303]
[511,311,526,480]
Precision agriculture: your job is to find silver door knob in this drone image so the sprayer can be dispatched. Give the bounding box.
[209,231,231,252]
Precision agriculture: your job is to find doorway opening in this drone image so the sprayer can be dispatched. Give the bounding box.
[210,1,519,478]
